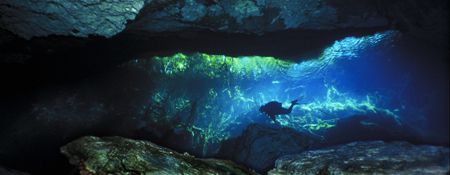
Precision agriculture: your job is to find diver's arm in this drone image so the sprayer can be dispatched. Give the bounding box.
[287,103,295,113]
[279,103,295,114]
[286,100,299,114]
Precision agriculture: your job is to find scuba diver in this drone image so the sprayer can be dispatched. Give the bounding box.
[259,99,299,123]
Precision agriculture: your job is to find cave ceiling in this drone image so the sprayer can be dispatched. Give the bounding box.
[0,0,448,93]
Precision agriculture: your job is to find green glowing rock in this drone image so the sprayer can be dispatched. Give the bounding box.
[152,53,294,80]
[154,53,189,76]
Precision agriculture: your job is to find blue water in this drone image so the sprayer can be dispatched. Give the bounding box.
[133,30,448,154]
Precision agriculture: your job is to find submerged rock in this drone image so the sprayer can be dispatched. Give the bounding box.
[61,136,257,175]
[269,141,450,175]
[218,124,322,173]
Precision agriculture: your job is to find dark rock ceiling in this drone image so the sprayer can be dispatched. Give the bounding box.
[0,0,448,96]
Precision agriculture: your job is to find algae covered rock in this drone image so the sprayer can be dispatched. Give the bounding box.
[61,136,257,175]
[269,141,450,175]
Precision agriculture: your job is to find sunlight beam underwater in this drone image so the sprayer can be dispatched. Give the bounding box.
[131,30,402,154]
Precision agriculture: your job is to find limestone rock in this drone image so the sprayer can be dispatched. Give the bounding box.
[0,0,146,39]
[128,0,388,34]
[61,136,257,175]
[269,141,450,175]
[218,124,322,173]
[2,0,447,41]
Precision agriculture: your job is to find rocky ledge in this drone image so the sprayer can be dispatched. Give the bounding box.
[1,0,448,43]
[219,124,322,173]
[269,141,450,175]
[0,0,145,39]
[61,136,257,175]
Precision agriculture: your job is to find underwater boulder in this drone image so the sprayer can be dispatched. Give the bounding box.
[269,141,450,175]
[61,136,257,175]
[218,124,322,173]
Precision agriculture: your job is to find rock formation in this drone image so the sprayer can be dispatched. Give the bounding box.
[0,0,146,39]
[61,136,257,175]
[269,141,450,175]
[1,0,447,43]
[218,124,322,173]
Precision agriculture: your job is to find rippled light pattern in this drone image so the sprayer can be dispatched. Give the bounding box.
[130,31,401,155]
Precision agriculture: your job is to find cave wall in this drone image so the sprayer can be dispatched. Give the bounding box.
[1,0,448,42]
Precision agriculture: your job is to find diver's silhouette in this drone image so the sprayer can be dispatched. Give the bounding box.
[259,99,299,123]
